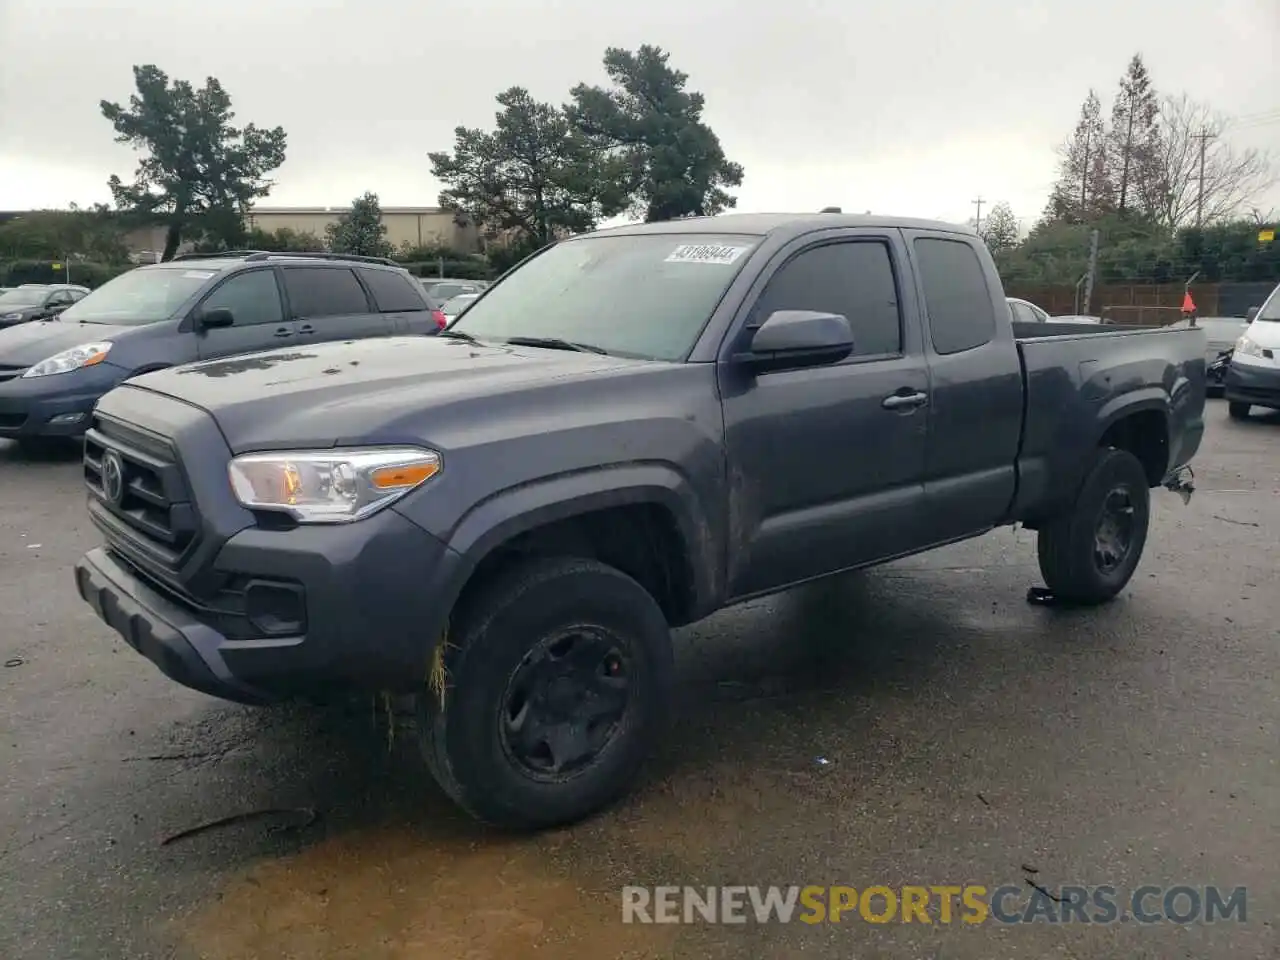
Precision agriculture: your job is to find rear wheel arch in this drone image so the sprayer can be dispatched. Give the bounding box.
[1094,400,1170,487]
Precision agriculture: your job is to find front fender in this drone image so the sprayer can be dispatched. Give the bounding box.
[443,461,719,612]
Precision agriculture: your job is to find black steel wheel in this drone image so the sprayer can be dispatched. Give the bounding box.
[1037,448,1151,605]
[417,556,674,829]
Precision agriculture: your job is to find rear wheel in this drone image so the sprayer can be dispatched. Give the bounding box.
[417,556,674,830]
[1228,401,1251,420]
[1036,448,1151,606]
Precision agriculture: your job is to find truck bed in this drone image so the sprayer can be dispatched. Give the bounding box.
[1007,321,1207,525]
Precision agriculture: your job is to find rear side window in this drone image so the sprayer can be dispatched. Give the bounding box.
[914,238,997,355]
[753,240,902,357]
[282,267,370,318]
[359,268,428,312]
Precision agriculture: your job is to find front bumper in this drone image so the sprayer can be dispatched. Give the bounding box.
[75,507,466,704]
[1225,360,1280,410]
[0,362,127,438]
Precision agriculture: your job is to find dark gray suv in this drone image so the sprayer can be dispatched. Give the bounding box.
[0,251,436,449]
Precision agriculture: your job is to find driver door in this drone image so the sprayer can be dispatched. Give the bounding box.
[193,268,296,360]
[718,232,932,598]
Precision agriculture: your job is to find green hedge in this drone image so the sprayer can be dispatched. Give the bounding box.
[1,259,132,288]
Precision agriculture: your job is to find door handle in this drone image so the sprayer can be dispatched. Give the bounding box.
[882,390,929,410]
[297,323,315,335]
[273,326,293,338]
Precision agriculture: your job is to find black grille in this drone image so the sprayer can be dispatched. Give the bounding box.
[84,414,199,572]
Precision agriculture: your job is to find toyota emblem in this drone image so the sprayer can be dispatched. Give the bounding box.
[101,450,125,505]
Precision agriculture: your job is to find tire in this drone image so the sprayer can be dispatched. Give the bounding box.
[1036,448,1151,606]
[416,556,674,830]
[1228,401,1251,420]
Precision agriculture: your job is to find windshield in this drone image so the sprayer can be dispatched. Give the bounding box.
[60,267,219,325]
[451,233,760,360]
[1256,284,1280,321]
[0,289,42,308]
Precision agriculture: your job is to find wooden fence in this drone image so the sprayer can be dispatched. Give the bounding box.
[1004,281,1274,321]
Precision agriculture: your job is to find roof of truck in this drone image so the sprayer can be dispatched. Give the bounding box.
[583,211,977,239]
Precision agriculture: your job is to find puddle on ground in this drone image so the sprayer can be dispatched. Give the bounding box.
[181,820,678,960]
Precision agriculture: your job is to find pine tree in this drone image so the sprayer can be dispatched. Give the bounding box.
[1107,54,1162,216]
[1044,90,1113,223]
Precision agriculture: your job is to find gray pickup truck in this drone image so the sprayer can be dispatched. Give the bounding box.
[73,213,1206,829]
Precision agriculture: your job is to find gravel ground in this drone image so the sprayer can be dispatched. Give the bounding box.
[1,400,1277,960]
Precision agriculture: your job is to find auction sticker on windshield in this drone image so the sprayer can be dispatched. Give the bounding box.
[665,244,750,265]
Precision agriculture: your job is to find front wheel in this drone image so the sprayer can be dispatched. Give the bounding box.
[1228,401,1251,420]
[417,557,674,830]
[1036,448,1151,605]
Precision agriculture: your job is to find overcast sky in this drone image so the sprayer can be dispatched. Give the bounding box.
[1,0,1277,228]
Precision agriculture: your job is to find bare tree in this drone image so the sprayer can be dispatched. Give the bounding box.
[1044,90,1115,223]
[1153,94,1277,229]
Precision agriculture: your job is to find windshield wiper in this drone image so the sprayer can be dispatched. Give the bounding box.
[502,336,610,355]
[438,328,484,344]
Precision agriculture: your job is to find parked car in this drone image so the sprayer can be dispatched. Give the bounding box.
[1224,291,1280,419]
[1169,316,1250,396]
[419,278,487,309]
[73,212,1204,829]
[1006,297,1051,323]
[0,251,437,450]
[440,293,480,320]
[0,284,90,329]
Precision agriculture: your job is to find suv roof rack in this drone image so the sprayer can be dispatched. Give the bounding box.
[243,251,398,267]
[819,206,842,213]
[168,250,273,261]
[168,250,399,267]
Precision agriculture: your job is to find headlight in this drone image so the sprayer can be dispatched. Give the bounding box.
[2,312,23,322]
[1236,335,1264,358]
[227,447,442,523]
[21,341,113,378]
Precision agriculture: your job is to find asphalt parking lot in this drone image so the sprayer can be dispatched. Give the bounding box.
[1,401,1277,960]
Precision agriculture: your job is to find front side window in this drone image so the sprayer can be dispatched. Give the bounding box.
[200,269,284,326]
[751,240,903,357]
[452,233,761,360]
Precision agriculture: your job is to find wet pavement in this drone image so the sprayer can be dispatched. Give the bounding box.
[1,401,1277,960]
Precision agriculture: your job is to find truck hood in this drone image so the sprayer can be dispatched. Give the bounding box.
[126,335,649,451]
[0,319,132,366]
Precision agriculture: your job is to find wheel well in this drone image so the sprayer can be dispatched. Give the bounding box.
[1099,410,1168,486]
[456,504,696,627]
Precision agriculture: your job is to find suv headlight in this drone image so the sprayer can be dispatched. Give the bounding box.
[227,447,442,523]
[21,341,113,378]
[1235,335,1265,358]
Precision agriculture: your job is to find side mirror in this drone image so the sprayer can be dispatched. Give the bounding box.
[740,310,854,372]
[1246,305,1259,322]
[197,307,235,330]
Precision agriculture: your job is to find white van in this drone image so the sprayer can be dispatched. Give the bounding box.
[1225,286,1280,419]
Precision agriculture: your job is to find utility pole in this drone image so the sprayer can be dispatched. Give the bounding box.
[1079,129,1091,212]
[972,196,984,234]
[1082,228,1100,316]
[1193,126,1217,228]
